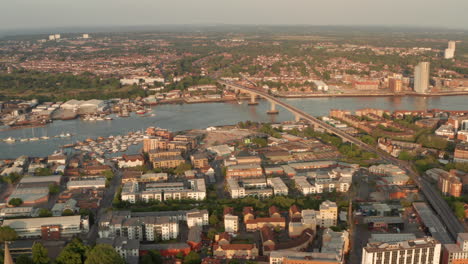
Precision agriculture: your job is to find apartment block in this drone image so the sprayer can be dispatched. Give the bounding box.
[442,233,468,264]
[121,179,206,203]
[362,237,441,264]
[318,200,338,228]
[226,164,263,179]
[187,209,209,228]
[191,153,209,169]
[437,170,463,197]
[293,167,354,195]
[455,143,468,163]
[224,214,239,233]
[267,177,289,196]
[148,149,182,160]
[152,156,185,169]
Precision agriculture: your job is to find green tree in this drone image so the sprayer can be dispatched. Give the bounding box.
[453,201,466,220]
[174,163,192,175]
[207,228,217,240]
[183,251,201,264]
[360,135,376,145]
[85,244,124,264]
[252,138,268,147]
[48,184,60,195]
[38,208,52,217]
[398,151,414,161]
[141,250,163,264]
[8,198,23,207]
[175,252,184,260]
[56,238,89,264]
[16,254,33,264]
[32,243,50,264]
[62,209,74,216]
[209,214,219,226]
[34,168,53,176]
[102,170,114,180]
[0,226,17,243]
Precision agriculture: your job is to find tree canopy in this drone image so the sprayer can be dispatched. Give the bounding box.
[0,226,17,243]
[183,251,201,264]
[32,243,50,264]
[8,198,23,207]
[141,250,163,264]
[84,244,124,264]
[56,238,90,264]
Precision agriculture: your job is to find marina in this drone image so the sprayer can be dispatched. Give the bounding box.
[70,130,144,156]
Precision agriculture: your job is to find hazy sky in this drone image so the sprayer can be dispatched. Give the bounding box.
[1,0,467,30]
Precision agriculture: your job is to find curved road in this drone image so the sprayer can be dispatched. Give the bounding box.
[220,80,465,241]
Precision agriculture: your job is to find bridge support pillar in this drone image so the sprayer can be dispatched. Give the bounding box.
[294,114,301,122]
[248,93,258,105]
[267,101,279,115]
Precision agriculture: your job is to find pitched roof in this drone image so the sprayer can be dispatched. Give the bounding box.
[290,205,301,215]
[245,217,286,224]
[218,244,255,250]
[243,206,254,215]
[223,207,234,216]
[269,206,280,216]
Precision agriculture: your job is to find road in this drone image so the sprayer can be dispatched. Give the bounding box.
[86,161,122,244]
[211,160,226,199]
[219,80,466,241]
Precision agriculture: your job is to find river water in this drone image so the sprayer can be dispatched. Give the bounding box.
[1,96,467,159]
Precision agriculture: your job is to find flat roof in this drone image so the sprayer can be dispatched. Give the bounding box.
[20,175,62,184]
[3,215,81,229]
[413,202,453,244]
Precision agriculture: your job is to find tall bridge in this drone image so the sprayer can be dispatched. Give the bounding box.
[219,79,466,241]
[220,80,391,158]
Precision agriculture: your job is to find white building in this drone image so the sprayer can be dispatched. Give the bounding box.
[224,214,239,233]
[67,177,106,190]
[118,155,144,168]
[0,207,33,218]
[312,80,329,91]
[414,62,430,94]
[443,233,468,264]
[435,124,456,138]
[293,167,354,195]
[362,237,441,264]
[3,215,85,238]
[267,177,289,195]
[293,176,315,195]
[120,77,165,85]
[318,200,338,228]
[226,178,246,199]
[60,99,106,113]
[444,41,456,59]
[121,179,206,203]
[186,209,209,228]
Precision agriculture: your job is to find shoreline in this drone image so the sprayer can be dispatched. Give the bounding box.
[1,93,468,133]
[275,91,468,98]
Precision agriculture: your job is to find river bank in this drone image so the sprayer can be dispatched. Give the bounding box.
[276,91,468,98]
